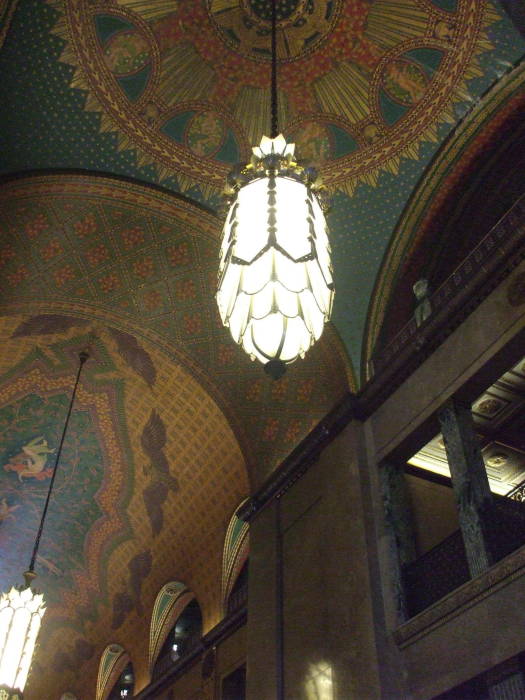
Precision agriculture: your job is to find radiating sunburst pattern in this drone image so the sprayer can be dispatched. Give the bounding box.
[48,0,499,195]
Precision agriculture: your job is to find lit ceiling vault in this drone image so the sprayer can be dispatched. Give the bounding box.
[0,0,524,698]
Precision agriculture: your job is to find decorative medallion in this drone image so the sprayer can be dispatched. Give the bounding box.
[186,111,226,157]
[103,29,152,76]
[48,0,500,195]
[207,0,342,61]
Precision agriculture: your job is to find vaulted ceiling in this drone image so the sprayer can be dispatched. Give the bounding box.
[0,1,524,698]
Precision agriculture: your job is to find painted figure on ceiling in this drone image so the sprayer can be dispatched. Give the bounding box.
[0,497,20,524]
[4,435,56,481]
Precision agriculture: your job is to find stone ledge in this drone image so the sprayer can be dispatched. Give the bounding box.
[394,543,525,647]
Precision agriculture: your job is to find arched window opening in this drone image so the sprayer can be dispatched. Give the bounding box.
[226,558,248,614]
[107,662,134,699]
[153,599,203,678]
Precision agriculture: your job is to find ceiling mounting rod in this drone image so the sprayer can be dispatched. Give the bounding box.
[271,0,278,138]
[27,351,89,577]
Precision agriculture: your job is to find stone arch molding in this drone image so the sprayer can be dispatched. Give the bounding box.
[96,644,131,700]
[222,500,249,613]
[148,581,195,674]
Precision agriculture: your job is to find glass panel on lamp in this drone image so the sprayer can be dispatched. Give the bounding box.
[250,282,274,319]
[234,179,271,262]
[228,293,251,342]
[239,250,273,295]
[249,314,286,361]
[11,606,31,675]
[305,260,332,314]
[274,179,312,260]
[299,290,325,340]
[279,316,311,362]
[312,224,333,286]
[274,283,300,318]
[16,611,43,690]
[0,601,15,684]
[218,219,235,268]
[274,251,308,293]
[217,262,242,321]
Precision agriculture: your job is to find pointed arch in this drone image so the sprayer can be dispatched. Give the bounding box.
[148,581,195,673]
[96,644,131,700]
[222,501,250,613]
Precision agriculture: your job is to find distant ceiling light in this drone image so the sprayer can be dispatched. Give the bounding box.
[216,1,334,380]
[0,352,88,699]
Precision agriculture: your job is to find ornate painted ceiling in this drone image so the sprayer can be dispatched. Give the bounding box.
[0,1,524,698]
[1,0,524,375]
[0,173,350,699]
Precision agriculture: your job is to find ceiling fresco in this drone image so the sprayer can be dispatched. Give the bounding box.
[0,0,524,374]
[0,314,249,700]
[0,171,351,698]
[46,0,499,191]
[0,2,524,697]
[0,174,351,478]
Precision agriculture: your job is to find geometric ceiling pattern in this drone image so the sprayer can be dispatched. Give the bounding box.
[50,0,497,193]
[0,174,352,481]
[0,173,350,698]
[0,313,248,699]
[0,2,524,697]
[1,1,524,375]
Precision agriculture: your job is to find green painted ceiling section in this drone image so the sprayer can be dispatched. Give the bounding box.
[0,391,105,602]
[0,1,524,378]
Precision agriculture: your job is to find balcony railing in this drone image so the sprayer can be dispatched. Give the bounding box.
[370,194,525,378]
[403,530,470,618]
[403,495,525,618]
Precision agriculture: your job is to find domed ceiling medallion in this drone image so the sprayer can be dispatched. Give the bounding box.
[48,0,499,195]
[207,0,342,61]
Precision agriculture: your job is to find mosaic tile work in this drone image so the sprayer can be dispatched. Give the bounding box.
[1,1,524,375]
[0,173,353,477]
[0,314,249,700]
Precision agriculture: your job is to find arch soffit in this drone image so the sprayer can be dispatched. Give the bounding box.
[222,501,250,611]
[148,582,196,673]
[96,644,130,700]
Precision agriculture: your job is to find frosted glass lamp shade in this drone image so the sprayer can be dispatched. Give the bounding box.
[0,586,45,695]
[217,135,334,371]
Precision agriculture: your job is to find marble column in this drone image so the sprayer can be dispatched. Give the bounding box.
[380,460,416,624]
[438,398,494,577]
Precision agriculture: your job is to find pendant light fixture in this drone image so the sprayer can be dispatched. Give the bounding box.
[0,351,89,700]
[216,0,335,380]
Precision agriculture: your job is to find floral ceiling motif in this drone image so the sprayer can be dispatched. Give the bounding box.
[0,171,351,699]
[0,314,249,700]
[49,0,498,194]
[0,173,352,477]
